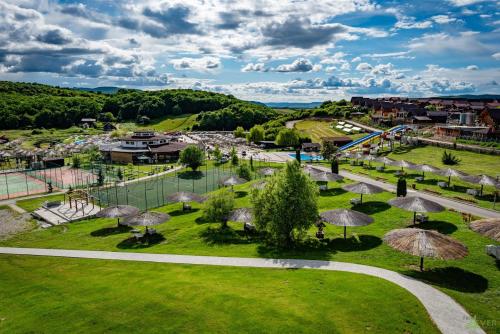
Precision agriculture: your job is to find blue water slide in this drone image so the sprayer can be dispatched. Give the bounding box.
[338,131,382,151]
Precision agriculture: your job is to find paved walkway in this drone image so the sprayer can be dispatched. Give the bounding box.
[309,165,500,219]
[0,247,484,334]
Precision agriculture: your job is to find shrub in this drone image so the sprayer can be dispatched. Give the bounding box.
[237,163,252,181]
[234,126,245,138]
[442,150,460,165]
[203,189,235,228]
[396,177,407,197]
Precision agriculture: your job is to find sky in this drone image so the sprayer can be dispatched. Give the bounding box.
[0,0,499,102]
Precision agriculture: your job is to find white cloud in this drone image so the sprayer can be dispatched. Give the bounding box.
[493,52,500,60]
[431,15,457,24]
[351,56,361,62]
[356,62,372,71]
[447,0,490,6]
[241,63,268,72]
[170,57,221,72]
[409,32,494,55]
[274,58,321,72]
[466,65,479,70]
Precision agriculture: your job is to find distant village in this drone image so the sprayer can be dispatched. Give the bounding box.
[351,96,500,140]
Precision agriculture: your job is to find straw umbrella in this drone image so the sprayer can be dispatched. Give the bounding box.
[251,180,267,190]
[96,205,139,226]
[222,175,246,189]
[363,155,378,168]
[122,211,170,234]
[439,168,468,187]
[259,167,276,177]
[342,182,385,204]
[390,160,416,171]
[383,228,468,271]
[412,164,441,179]
[227,208,253,223]
[320,209,374,239]
[462,174,499,196]
[308,170,343,187]
[166,191,205,210]
[388,196,445,224]
[469,218,500,242]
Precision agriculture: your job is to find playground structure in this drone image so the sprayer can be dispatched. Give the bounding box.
[338,125,409,152]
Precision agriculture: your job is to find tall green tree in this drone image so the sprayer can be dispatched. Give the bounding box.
[230,146,239,166]
[179,145,205,171]
[212,145,222,162]
[237,163,252,181]
[320,140,338,161]
[203,189,235,228]
[252,161,319,248]
[275,128,300,148]
[247,125,265,143]
[234,126,245,138]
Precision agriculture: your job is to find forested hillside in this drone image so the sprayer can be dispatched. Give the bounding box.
[0,81,276,130]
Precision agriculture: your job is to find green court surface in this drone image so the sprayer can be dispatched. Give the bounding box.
[93,165,241,210]
[0,172,46,199]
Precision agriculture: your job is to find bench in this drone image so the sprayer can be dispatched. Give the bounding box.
[182,203,192,211]
[319,184,328,191]
[437,181,448,188]
[376,166,385,172]
[486,245,500,259]
[466,189,479,196]
[415,176,424,182]
[416,213,428,223]
[394,171,405,177]
[350,198,361,205]
[316,231,325,240]
[244,222,256,233]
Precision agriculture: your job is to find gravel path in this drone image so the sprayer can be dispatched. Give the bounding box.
[0,247,485,334]
[0,209,32,239]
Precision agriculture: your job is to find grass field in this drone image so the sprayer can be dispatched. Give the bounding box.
[294,120,366,143]
[3,177,499,332]
[386,145,500,176]
[0,255,439,333]
[121,114,198,132]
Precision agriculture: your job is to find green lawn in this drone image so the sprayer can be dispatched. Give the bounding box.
[121,114,198,132]
[335,145,500,211]
[294,120,365,143]
[15,194,64,212]
[0,255,439,334]
[386,145,499,176]
[4,178,499,332]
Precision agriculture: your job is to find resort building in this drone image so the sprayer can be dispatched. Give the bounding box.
[100,130,188,164]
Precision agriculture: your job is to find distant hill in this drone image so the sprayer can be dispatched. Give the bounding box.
[75,86,122,94]
[254,101,322,109]
[436,94,500,100]
[0,81,276,131]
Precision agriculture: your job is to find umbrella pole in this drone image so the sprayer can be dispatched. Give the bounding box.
[117,217,120,227]
[420,257,424,271]
[480,184,484,197]
[344,226,347,240]
[448,175,451,186]
[360,193,363,204]
[413,211,416,225]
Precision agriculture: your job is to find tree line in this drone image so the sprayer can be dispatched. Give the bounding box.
[0,81,276,130]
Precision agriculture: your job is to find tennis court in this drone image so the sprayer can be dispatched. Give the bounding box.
[0,172,48,200]
[92,166,240,210]
[27,166,97,189]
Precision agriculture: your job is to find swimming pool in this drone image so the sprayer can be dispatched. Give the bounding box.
[288,153,324,161]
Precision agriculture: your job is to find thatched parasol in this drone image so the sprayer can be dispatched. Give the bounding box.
[411,164,441,179]
[383,228,468,271]
[363,155,378,167]
[123,211,170,233]
[342,182,385,204]
[438,168,468,186]
[469,218,500,242]
[462,174,499,196]
[166,191,205,210]
[309,171,343,183]
[259,167,276,176]
[320,209,374,239]
[390,160,416,171]
[222,175,246,187]
[388,196,445,224]
[251,180,267,190]
[227,208,253,223]
[96,205,140,226]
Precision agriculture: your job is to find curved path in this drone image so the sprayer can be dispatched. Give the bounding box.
[0,247,484,334]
